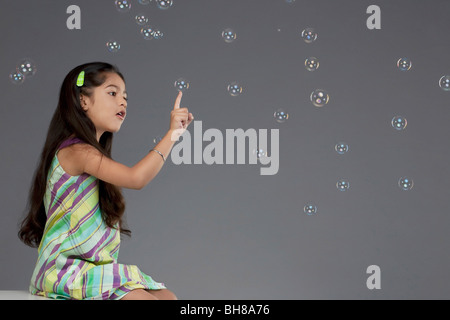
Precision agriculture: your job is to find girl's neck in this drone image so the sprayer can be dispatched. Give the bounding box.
[68,132,103,142]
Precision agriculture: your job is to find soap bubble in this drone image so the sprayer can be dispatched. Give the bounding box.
[310,89,329,107]
[391,116,407,130]
[174,78,189,92]
[335,143,349,155]
[152,135,162,145]
[17,58,37,77]
[141,25,155,40]
[152,28,164,40]
[398,177,413,190]
[222,28,237,43]
[9,70,25,85]
[336,179,350,191]
[227,82,243,96]
[156,0,173,10]
[397,57,412,71]
[253,148,267,160]
[285,0,296,3]
[138,0,152,5]
[439,75,450,91]
[304,204,317,215]
[115,0,131,12]
[301,27,317,43]
[135,14,149,25]
[305,57,319,71]
[106,40,121,52]
[273,108,289,123]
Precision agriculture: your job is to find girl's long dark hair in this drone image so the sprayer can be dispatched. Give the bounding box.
[18,62,131,248]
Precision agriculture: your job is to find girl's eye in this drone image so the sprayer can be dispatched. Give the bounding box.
[109,92,127,101]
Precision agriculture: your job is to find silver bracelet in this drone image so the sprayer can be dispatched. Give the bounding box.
[150,149,166,162]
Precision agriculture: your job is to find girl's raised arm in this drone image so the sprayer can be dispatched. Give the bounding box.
[74,91,193,189]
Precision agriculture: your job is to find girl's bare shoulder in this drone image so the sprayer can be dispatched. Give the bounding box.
[57,143,91,176]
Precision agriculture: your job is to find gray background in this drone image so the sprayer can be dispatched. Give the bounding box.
[1,0,450,299]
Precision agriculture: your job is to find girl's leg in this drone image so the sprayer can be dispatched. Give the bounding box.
[146,289,178,300]
[120,288,177,300]
[120,289,158,300]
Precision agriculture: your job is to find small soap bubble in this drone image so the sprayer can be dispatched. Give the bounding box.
[336,179,350,191]
[253,148,267,160]
[141,25,155,40]
[156,0,173,10]
[174,78,189,92]
[305,57,319,71]
[397,57,412,71]
[304,204,317,215]
[301,27,318,43]
[115,0,131,12]
[17,58,37,77]
[135,14,149,26]
[310,89,329,107]
[285,0,296,3]
[152,28,164,40]
[274,108,289,123]
[398,177,413,191]
[9,70,25,85]
[227,82,243,96]
[439,75,450,91]
[391,116,407,130]
[153,135,162,145]
[106,40,121,52]
[138,0,152,5]
[222,28,237,43]
[335,143,349,155]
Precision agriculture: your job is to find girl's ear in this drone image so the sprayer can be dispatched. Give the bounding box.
[80,95,88,111]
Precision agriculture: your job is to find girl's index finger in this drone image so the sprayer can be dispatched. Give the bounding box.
[174,91,183,110]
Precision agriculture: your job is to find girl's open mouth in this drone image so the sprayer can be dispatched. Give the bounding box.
[116,112,125,120]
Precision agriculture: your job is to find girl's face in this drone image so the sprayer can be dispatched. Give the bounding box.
[81,72,128,141]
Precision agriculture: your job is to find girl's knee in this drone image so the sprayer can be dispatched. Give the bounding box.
[149,288,177,300]
[121,289,158,300]
[166,289,178,300]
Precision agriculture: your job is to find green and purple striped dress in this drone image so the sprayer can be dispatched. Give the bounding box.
[29,137,166,300]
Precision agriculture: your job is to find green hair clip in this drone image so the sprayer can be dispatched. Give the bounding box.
[76,71,85,87]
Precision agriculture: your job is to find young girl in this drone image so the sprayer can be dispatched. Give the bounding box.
[18,62,193,300]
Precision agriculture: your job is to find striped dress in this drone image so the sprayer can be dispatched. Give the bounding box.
[29,137,166,300]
